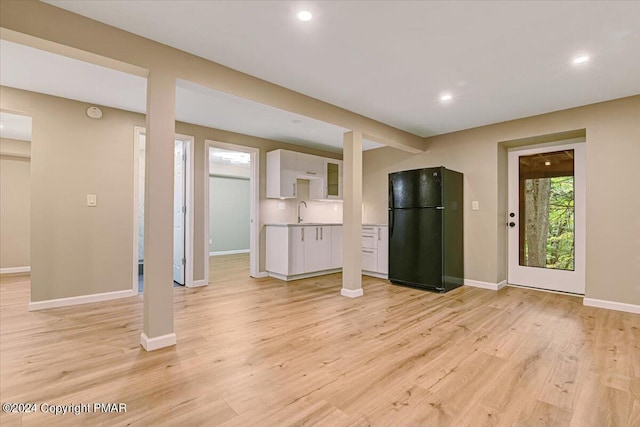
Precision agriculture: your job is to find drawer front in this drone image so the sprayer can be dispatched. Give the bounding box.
[362,248,377,271]
[362,233,377,249]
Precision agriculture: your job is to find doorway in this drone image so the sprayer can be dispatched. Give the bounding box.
[507,141,586,294]
[206,141,259,280]
[134,127,194,292]
[0,112,32,277]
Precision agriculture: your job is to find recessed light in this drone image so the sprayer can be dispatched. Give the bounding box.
[573,55,589,65]
[545,161,551,166]
[297,10,312,21]
[440,94,453,102]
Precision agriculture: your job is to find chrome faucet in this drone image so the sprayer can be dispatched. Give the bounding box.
[297,201,307,223]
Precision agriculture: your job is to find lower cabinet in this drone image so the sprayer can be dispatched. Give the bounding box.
[266,225,341,281]
[266,224,388,281]
[303,225,332,273]
[362,225,388,278]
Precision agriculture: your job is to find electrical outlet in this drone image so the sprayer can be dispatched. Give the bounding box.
[333,204,338,212]
[278,202,285,210]
[472,201,479,211]
[87,194,97,207]
[209,239,212,245]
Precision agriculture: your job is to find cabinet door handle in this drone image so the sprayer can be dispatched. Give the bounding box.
[378,228,381,240]
[302,228,304,241]
[320,227,323,240]
[363,227,374,231]
[316,227,319,240]
[362,250,374,254]
[293,182,296,196]
[306,171,317,175]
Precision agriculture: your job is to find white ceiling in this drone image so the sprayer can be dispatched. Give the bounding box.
[44,0,640,137]
[0,112,32,141]
[0,40,381,153]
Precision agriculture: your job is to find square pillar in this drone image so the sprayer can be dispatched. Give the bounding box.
[141,70,177,351]
[342,131,364,297]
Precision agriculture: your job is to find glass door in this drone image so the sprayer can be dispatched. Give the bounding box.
[507,142,585,294]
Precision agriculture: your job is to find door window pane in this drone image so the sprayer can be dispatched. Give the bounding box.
[519,150,575,271]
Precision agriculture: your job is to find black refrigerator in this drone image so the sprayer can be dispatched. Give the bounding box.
[388,167,464,292]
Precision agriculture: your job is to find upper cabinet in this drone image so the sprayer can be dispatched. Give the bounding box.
[267,149,343,200]
[296,152,324,178]
[266,149,298,198]
[310,158,343,200]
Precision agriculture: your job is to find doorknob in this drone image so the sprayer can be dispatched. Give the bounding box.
[509,222,516,228]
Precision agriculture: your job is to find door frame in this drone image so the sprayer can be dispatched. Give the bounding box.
[132,126,195,293]
[205,140,260,279]
[507,139,586,294]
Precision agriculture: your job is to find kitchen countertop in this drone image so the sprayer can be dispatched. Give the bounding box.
[265,223,387,227]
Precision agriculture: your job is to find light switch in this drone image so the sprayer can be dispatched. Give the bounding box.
[472,201,479,211]
[209,239,213,245]
[87,194,97,207]
[278,202,285,210]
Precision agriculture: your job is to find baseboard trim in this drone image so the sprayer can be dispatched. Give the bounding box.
[464,279,506,291]
[362,271,388,279]
[29,289,137,311]
[252,271,269,278]
[0,266,30,275]
[267,268,342,282]
[583,298,640,314]
[209,249,250,256]
[341,288,364,298]
[186,279,208,288]
[140,332,177,351]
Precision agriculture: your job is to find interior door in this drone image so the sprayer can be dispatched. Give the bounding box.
[173,140,186,284]
[507,142,585,294]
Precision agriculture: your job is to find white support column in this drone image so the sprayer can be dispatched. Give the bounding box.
[341,131,364,298]
[140,69,177,351]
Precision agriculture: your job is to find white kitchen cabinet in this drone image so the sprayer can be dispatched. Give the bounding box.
[296,152,324,179]
[266,225,304,276]
[266,224,341,281]
[331,225,343,269]
[266,149,298,198]
[303,225,332,273]
[362,225,388,278]
[310,159,343,201]
[377,226,389,275]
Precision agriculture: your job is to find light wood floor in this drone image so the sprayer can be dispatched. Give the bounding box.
[1,254,638,426]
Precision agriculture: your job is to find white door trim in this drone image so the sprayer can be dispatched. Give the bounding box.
[206,140,260,279]
[507,140,586,294]
[133,127,195,293]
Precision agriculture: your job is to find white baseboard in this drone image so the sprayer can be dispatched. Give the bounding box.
[29,289,137,311]
[363,271,388,279]
[186,279,208,288]
[464,279,506,291]
[0,266,30,275]
[140,332,177,351]
[267,268,342,282]
[209,249,250,256]
[341,288,364,298]
[583,298,640,315]
[252,271,269,278]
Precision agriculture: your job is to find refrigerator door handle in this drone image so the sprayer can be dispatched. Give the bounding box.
[389,209,394,238]
[389,178,394,210]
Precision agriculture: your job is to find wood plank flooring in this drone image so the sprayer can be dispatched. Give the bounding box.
[1,254,638,426]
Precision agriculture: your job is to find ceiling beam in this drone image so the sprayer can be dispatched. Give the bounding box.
[0,0,426,153]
